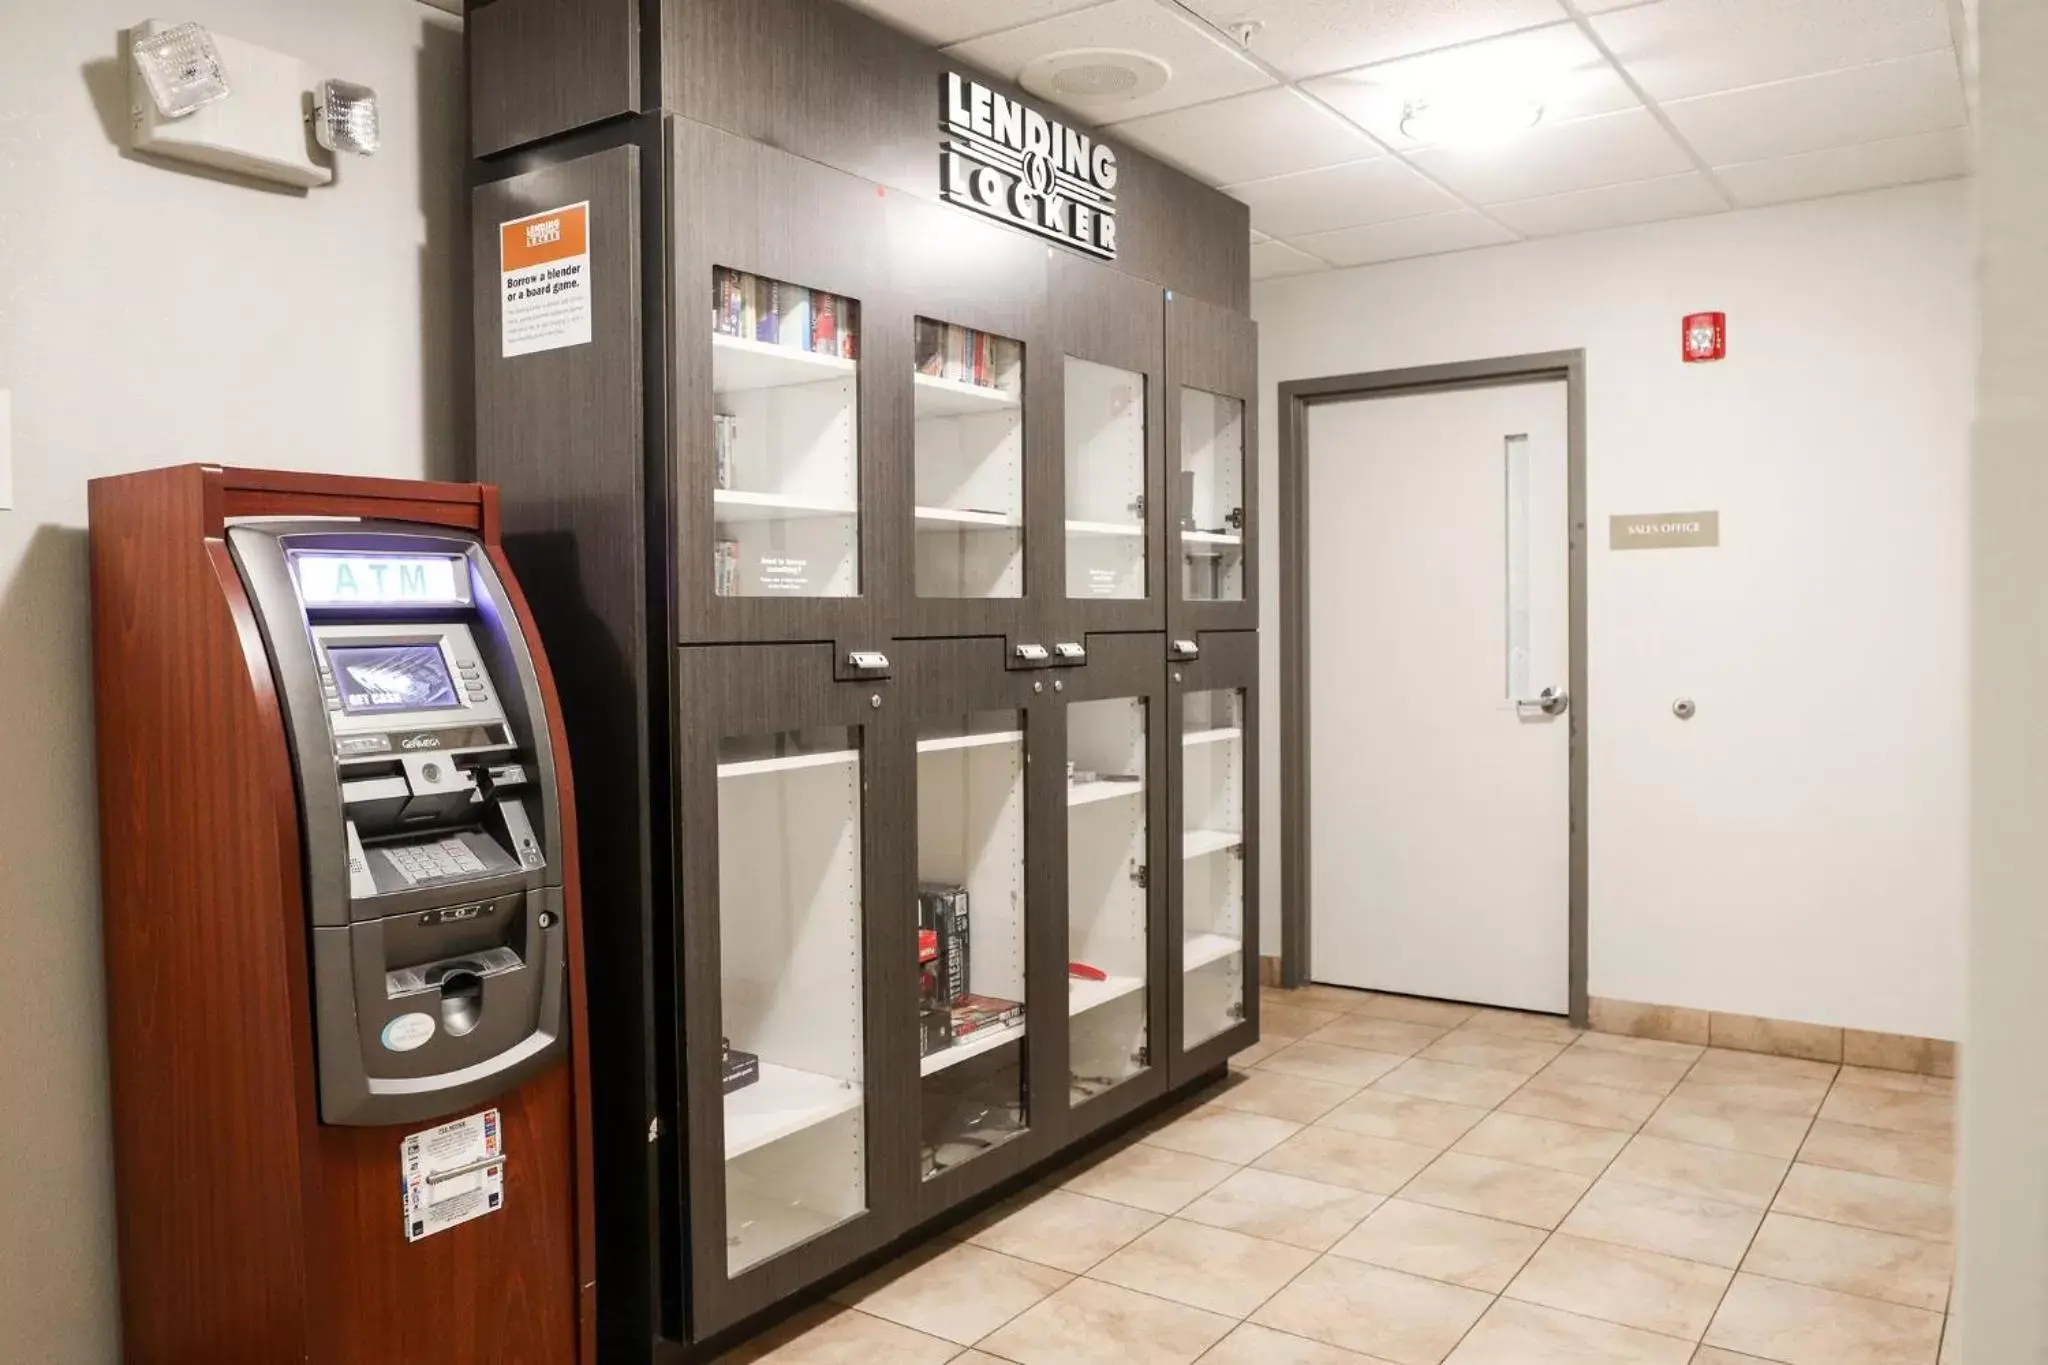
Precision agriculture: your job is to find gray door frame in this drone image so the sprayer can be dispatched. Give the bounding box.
[1278,351,1589,1026]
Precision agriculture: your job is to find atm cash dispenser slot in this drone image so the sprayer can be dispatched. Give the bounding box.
[229,525,567,1126]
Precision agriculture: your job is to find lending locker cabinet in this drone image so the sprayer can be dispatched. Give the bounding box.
[468,0,1257,1354]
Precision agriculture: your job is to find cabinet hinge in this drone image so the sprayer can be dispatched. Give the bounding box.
[1131,863,1149,889]
[1229,1003,1247,1022]
[1225,506,1245,532]
[1128,494,1146,520]
[1135,1046,1151,1067]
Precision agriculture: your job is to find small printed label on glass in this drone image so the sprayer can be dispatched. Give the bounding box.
[381,1012,437,1052]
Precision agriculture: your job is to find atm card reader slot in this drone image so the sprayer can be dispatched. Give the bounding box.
[386,944,524,1000]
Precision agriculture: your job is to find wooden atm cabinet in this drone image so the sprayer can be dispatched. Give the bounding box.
[88,466,595,1365]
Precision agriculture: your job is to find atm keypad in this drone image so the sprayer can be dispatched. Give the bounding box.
[382,837,488,885]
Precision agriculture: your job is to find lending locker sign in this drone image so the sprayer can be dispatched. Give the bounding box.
[499,202,592,357]
[941,72,1119,260]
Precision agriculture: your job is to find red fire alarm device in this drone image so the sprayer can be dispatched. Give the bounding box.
[1683,312,1727,363]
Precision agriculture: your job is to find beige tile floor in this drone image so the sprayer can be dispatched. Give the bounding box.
[719,985,1958,1365]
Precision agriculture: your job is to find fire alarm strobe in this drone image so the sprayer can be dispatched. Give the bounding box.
[1683,312,1727,363]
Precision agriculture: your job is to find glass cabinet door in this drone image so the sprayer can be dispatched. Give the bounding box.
[1065,359,1148,602]
[916,712,1029,1178]
[711,268,861,599]
[1181,689,1246,1047]
[1067,696,1151,1102]
[715,725,868,1276]
[914,318,1025,599]
[1179,389,1246,604]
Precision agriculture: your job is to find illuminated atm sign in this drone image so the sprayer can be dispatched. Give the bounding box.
[941,72,1118,260]
[293,553,471,608]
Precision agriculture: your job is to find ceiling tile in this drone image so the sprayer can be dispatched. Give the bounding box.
[1250,226,1272,243]
[1251,240,1330,279]
[1305,21,1638,152]
[1663,50,1967,166]
[943,0,1274,123]
[1291,210,1518,266]
[1178,0,1569,81]
[1574,0,1660,11]
[1715,126,1970,206]
[1588,0,1954,103]
[834,0,1106,46]
[1109,88,1381,186]
[1408,106,1692,204]
[1225,158,1460,236]
[1488,171,1726,235]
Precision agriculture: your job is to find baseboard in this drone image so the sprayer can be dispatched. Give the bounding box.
[1589,996,1956,1077]
[1259,955,1283,988]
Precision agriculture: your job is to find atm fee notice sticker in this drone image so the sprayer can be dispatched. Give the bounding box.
[401,1108,505,1243]
[500,202,591,358]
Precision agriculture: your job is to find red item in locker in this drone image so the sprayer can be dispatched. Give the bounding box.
[1067,962,1107,982]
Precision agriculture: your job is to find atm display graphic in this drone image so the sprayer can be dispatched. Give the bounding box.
[328,644,464,715]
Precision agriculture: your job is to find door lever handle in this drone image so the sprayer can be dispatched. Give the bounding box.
[1516,687,1569,717]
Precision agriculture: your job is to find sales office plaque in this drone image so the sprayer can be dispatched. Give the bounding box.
[1610,510,1721,550]
[941,71,1119,260]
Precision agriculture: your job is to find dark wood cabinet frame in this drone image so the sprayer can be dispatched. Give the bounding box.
[1166,295,1261,639]
[1051,632,1175,1140]
[1167,630,1262,1084]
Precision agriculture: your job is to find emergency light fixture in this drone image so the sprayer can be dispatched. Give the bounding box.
[314,79,381,156]
[128,19,379,188]
[131,21,229,119]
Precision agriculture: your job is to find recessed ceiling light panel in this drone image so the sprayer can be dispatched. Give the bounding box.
[1400,91,1544,149]
[1019,48,1172,110]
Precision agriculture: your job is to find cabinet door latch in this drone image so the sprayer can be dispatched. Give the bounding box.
[1052,641,1087,665]
[1169,638,1200,662]
[846,650,891,675]
[1014,642,1050,664]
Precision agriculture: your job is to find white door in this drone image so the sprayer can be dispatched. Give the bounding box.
[1307,380,1571,1014]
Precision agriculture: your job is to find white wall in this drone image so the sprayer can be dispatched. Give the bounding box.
[0,3,465,1357]
[1958,0,2048,1355]
[1255,179,1973,1041]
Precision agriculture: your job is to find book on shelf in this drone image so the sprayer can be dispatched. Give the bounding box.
[918,883,969,1007]
[950,994,1023,1040]
[712,267,856,361]
[754,277,779,345]
[713,539,738,597]
[915,318,1018,393]
[713,414,738,490]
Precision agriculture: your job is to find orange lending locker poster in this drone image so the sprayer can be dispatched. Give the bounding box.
[499,201,592,357]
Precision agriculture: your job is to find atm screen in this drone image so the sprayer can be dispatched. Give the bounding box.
[328,644,464,715]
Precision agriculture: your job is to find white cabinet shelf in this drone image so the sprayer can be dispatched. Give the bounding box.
[1183,828,1244,860]
[724,1062,863,1158]
[1066,519,1145,538]
[914,372,1020,418]
[713,489,857,522]
[1183,727,1242,748]
[918,1018,1026,1077]
[1068,779,1144,807]
[917,730,1022,755]
[717,749,859,780]
[713,333,857,391]
[1068,973,1143,1016]
[1182,529,1243,545]
[914,506,1020,529]
[1184,933,1242,972]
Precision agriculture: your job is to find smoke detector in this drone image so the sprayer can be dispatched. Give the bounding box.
[1019,49,1172,110]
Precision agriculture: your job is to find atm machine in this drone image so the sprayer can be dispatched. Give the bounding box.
[89,465,594,1365]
